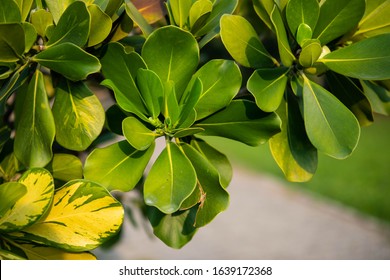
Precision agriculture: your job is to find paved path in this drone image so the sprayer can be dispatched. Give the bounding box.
[94,166,390,260]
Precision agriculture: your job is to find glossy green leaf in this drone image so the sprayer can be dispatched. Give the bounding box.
[313,0,365,44]
[84,140,154,192]
[100,43,148,117]
[270,4,295,67]
[142,26,199,99]
[17,180,123,252]
[220,14,275,68]
[52,80,105,151]
[33,43,101,81]
[177,77,202,126]
[124,0,153,37]
[0,152,21,182]
[247,67,289,112]
[252,0,274,30]
[147,206,198,249]
[14,71,55,168]
[44,0,75,23]
[109,10,133,42]
[47,1,90,47]
[189,0,213,31]
[173,127,204,138]
[0,0,22,23]
[191,138,232,188]
[361,80,390,116]
[0,182,27,219]
[302,76,360,159]
[326,72,373,126]
[286,0,319,37]
[193,59,242,120]
[0,23,25,62]
[196,100,282,146]
[321,34,390,80]
[14,0,33,21]
[88,4,112,47]
[168,0,192,28]
[0,168,54,232]
[299,39,322,67]
[105,104,128,135]
[136,68,163,120]
[181,143,229,227]
[46,154,83,182]
[269,97,317,182]
[296,23,313,46]
[144,141,197,214]
[31,9,53,37]
[122,116,156,150]
[163,80,180,128]
[22,23,37,53]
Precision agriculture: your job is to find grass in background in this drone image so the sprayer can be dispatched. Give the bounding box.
[205,116,390,223]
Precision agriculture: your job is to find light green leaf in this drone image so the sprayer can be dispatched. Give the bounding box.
[163,80,180,128]
[302,76,360,159]
[191,138,232,188]
[47,1,90,47]
[286,0,319,37]
[122,116,156,150]
[142,26,199,100]
[181,143,229,227]
[0,23,25,62]
[144,141,197,214]
[247,67,289,112]
[299,39,322,67]
[100,43,148,117]
[296,23,313,46]
[313,0,365,44]
[46,154,83,182]
[147,206,198,249]
[320,34,390,80]
[0,152,21,182]
[52,79,105,151]
[0,168,54,232]
[252,0,274,30]
[84,141,154,192]
[269,97,317,182]
[220,14,275,68]
[177,77,202,126]
[168,0,193,28]
[124,0,153,37]
[14,0,33,21]
[17,180,123,252]
[0,0,22,23]
[361,80,390,116]
[270,4,295,67]
[196,100,282,146]
[173,127,204,138]
[193,59,242,120]
[31,9,53,37]
[109,10,133,42]
[88,4,112,47]
[0,182,27,219]
[22,23,37,53]
[189,0,213,31]
[14,71,55,168]
[33,43,101,81]
[44,0,76,24]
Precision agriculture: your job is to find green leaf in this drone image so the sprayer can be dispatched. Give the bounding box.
[270,4,295,67]
[296,23,313,46]
[361,80,390,116]
[168,0,192,28]
[252,0,274,31]
[16,179,123,252]
[189,0,213,31]
[302,76,360,159]
[326,71,373,126]
[122,116,156,150]
[52,79,105,151]
[247,67,289,112]
[0,0,22,23]
[269,97,317,182]
[142,25,199,99]
[14,0,34,21]
[299,39,322,67]
[100,43,148,118]
[163,80,180,128]
[173,127,204,138]
[22,23,37,53]
[313,0,365,45]
[191,138,232,188]
[88,4,112,47]
[33,43,101,81]
[196,100,282,146]
[14,70,55,168]
[0,23,25,62]
[136,68,163,120]
[124,0,153,37]
[47,1,90,47]
[44,0,75,24]
[181,143,229,227]
[193,59,242,120]
[109,10,133,42]
[286,0,319,37]
[320,34,390,80]
[0,168,54,232]
[220,14,275,68]
[46,154,83,182]
[147,206,198,249]
[84,140,154,192]
[177,77,202,126]
[144,141,197,214]
[105,104,128,135]
[0,182,27,218]
[31,9,54,37]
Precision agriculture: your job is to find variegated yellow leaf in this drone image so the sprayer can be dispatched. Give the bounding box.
[17,180,124,252]
[0,168,54,232]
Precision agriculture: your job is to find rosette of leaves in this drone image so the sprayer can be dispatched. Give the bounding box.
[83,25,281,248]
[221,0,390,182]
